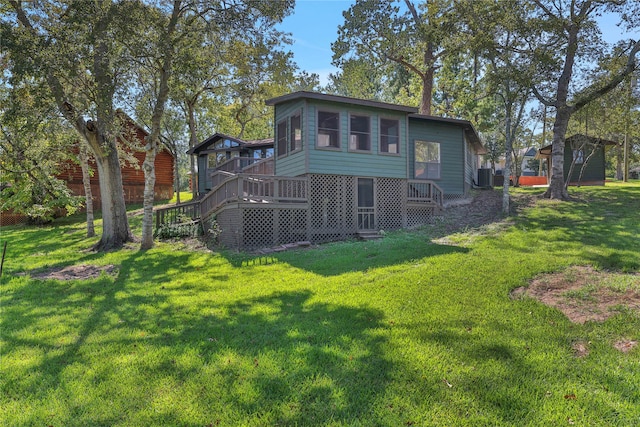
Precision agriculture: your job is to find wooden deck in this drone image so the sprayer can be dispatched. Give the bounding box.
[155,173,443,249]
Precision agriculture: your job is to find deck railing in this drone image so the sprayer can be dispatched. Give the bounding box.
[154,200,201,229]
[214,157,267,174]
[210,170,236,190]
[241,157,274,175]
[200,174,308,220]
[407,180,444,207]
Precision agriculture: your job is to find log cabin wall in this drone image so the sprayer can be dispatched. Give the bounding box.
[58,124,175,206]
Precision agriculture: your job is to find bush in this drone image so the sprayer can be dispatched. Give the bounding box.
[154,214,202,239]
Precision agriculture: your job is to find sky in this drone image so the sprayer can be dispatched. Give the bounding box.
[278,1,639,88]
[277,0,354,86]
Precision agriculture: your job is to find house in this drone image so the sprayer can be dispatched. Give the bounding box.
[187,133,274,195]
[181,91,485,250]
[1,115,174,227]
[59,115,175,204]
[536,134,616,186]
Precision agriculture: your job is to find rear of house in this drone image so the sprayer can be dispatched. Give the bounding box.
[182,91,485,250]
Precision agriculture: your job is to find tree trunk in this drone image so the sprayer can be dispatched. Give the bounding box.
[187,100,199,198]
[420,47,435,115]
[78,144,95,237]
[502,105,512,214]
[616,142,623,180]
[140,0,181,250]
[90,136,133,251]
[174,152,181,205]
[544,106,571,199]
[140,148,157,249]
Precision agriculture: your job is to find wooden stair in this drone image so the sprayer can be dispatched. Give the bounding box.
[357,230,383,241]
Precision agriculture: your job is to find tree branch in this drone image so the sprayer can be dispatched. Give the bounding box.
[531,85,556,107]
[572,40,640,112]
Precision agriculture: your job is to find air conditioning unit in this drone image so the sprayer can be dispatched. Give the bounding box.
[477,168,493,188]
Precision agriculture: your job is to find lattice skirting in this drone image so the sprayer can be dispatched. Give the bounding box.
[443,193,466,201]
[215,174,441,250]
[407,207,435,228]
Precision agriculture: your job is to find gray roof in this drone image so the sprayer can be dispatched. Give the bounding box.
[187,133,273,155]
[265,91,419,113]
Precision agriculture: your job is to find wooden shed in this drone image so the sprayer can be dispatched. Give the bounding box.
[536,134,616,186]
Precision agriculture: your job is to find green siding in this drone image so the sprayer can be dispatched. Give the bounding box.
[408,118,465,195]
[305,101,408,178]
[564,145,605,182]
[274,99,307,177]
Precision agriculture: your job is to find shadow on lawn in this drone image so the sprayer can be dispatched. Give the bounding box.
[484,186,640,271]
[2,256,391,425]
[401,314,640,424]
[225,237,469,277]
[171,290,391,425]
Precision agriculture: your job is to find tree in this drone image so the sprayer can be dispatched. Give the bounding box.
[4,0,138,249]
[461,0,534,213]
[325,58,384,100]
[527,0,640,199]
[333,0,462,115]
[132,0,295,249]
[0,83,82,223]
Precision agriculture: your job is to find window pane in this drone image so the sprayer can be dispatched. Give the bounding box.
[277,120,287,157]
[217,152,227,165]
[415,141,440,179]
[290,112,301,152]
[380,119,400,154]
[350,115,370,151]
[357,178,374,207]
[318,111,340,148]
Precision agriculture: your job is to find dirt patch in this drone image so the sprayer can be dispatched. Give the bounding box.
[517,266,640,324]
[29,264,117,281]
[571,341,590,358]
[613,340,638,353]
[433,190,536,237]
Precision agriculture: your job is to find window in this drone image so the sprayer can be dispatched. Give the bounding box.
[207,154,216,169]
[277,119,287,157]
[380,118,400,154]
[573,149,584,164]
[349,114,370,151]
[290,112,302,152]
[415,141,441,179]
[318,111,340,148]
[215,139,239,149]
[276,110,303,157]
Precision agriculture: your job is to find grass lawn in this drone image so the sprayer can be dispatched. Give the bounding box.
[1,183,639,426]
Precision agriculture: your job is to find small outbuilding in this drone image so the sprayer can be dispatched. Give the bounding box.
[536,134,616,186]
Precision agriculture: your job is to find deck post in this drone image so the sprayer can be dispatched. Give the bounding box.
[273,177,279,200]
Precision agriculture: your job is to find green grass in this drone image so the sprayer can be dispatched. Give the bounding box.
[1,183,639,426]
[167,192,194,204]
